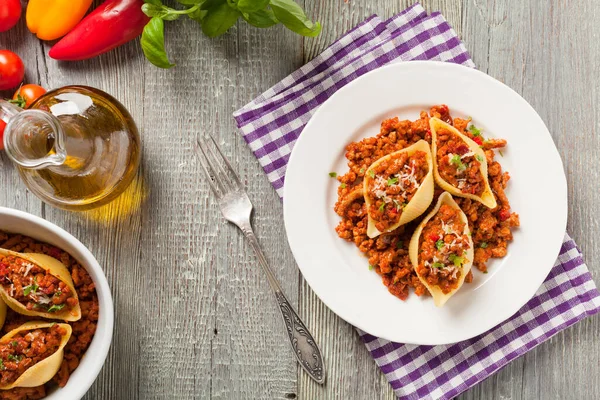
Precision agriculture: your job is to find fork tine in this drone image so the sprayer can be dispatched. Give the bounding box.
[202,136,236,190]
[195,138,224,198]
[208,135,243,189]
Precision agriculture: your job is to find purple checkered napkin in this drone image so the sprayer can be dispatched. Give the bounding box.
[233,3,600,399]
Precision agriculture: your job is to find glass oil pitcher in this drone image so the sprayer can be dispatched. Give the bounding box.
[0,86,141,211]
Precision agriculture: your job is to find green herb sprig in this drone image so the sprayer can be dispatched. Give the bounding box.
[47,304,66,313]
[450,154,467,172]
[141,0,321,68]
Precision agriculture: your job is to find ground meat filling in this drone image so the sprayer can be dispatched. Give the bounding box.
[417,205,469,294]
[0,325,66,386]
[436,128,484,196]
[366,151,428,232]
[0,255,78,314]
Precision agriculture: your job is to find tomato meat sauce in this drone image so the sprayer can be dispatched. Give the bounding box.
[417,205,469,294]
[366,151,428,232]
[0,325,66,386]
[0,232,99,400]
[436,128,484,196]
[334,105,519,301]
[0,255,78,314]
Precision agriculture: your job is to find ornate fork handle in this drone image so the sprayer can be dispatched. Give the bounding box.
[241,223,326,384]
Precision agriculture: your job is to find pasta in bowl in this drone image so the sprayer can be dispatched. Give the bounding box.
[0,207,113,400]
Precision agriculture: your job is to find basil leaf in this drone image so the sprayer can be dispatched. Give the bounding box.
[201,0,225,10]
[141,18,175,69]
[270,0,321,37]
[142,4,181,20]
[202,3,240,37]
[237,0,269,13]
[144,0,163,5]
[188,7,208,22]
[242,9,278,28]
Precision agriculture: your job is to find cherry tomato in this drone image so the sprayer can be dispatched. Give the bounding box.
[0,50,24,90]
[473,136,483,145]
[0,0,21,32]
[0,120,5,151]
[12,84,46,108]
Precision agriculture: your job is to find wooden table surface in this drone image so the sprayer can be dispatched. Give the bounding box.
[1,0,599,399]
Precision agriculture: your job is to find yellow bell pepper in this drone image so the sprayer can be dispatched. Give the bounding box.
[26,0,93,41]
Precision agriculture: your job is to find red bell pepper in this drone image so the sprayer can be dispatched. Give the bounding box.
[49,0,150,61]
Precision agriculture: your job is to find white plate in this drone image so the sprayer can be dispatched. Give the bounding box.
[283,61,567,345]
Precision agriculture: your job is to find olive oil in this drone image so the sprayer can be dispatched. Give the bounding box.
[2,86,141,211]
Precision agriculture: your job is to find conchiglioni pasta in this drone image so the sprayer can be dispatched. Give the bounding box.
[0,249,81,322]
[363,140,434,238]
[0,321,72,390]
[409,192,474,307]
[430,117,497,208]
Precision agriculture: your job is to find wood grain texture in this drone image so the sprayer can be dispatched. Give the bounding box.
[0,0,598,399]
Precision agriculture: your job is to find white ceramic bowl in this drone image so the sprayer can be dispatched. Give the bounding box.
[0,207,113,400]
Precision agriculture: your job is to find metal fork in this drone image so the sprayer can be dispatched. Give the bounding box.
[195,136,326,384]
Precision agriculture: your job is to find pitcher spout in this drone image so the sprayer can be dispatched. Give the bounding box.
[1,100,66,169]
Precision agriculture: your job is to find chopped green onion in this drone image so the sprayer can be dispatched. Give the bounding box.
[340,183,347,189]
[499,150,504,157]
[387,177,399,186]
[359,168,365,174]
[47,304,66,313]
[392,199,401,211]
[368,170,375,179]
[396,241,403,249]
[378,202,385,212]
[448,253,464,267]
[480,242,489,249]
[7,354,21,362]
[0,359,5,370]
[54,291,62,297]
[476,154,484,162]
[468,125,482,137]
[432,262,445,269]
[11,341,17,348]
[435,240,445,250]
[368,265,374,271]
[329,172,337,178]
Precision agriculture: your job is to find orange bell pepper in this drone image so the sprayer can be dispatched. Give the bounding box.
[26,0,93,41]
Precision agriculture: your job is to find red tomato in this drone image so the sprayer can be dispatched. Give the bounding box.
[13,84,46,108]
[473,136,483,145]
[0,50,24,90]
[0,0,20,32]
[0,120,5,150]
[498,209,511,221]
